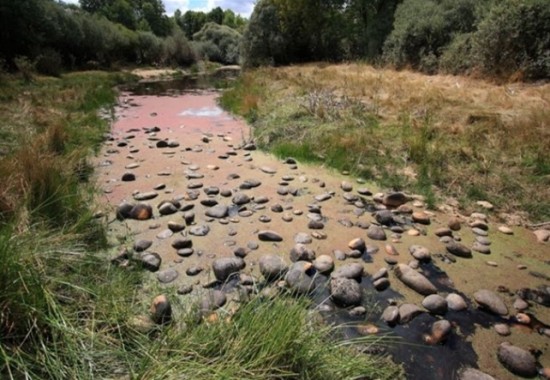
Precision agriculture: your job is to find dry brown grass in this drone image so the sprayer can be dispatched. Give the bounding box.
[225,63,550,221]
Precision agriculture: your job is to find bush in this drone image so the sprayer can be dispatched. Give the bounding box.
[35,49,63,77]
[13,56,35,82]
[472,0,550,80]
[193,22,242,64]
[383,0,480,73]
[162,29,197,66]
[439,33,475,75]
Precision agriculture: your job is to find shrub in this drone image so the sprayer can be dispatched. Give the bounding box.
[383,0,480,73]
[472,0,550,80]
[162,29,197,66]
[439,33,475,75]
[35,49,63,77]
[193,22,242,64]
[13,56,35,82]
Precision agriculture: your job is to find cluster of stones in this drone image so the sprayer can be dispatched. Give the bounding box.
[102,114,549,380]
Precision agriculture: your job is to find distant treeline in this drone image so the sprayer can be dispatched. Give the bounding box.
[1,0,548,80]
[0,0,245,74]
[242,0,550,80]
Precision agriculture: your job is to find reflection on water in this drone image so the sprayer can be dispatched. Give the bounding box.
[179,106,224,117]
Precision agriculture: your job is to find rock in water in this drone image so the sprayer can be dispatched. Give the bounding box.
[330,277,363,307]
[394,264,437,295]
[398,303,423,323]
[497,342,537,378]
[259,254,288,281]
[150,295,171,325]
[212,257,245,282]
[382,305,400,325]
[285,261,315,295]
[422,294,448,315]
[474,289,508,315]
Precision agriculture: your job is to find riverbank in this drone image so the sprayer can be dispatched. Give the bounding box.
[221,63,550,224]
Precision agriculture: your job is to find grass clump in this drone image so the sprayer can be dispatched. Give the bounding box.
[132,295,401,380]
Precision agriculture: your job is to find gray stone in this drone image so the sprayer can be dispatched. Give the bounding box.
[330,277,363,307]
[497,342,537,378]
[398,303,423,323]
[382,305,399,325]
[395,264,437,295]
[232,193,251,205]
[134,239,152,252]
[446,293,468,311]
[290,244,316,262]
[348,238,366,252]
[139,252,161,272]
[258,230,283,242]
[472,242,491,254]
[133,191,159,201]
[212,257,245,282]
[422,294,448,314]
[190,225,210,236]
[157,268,179,283]
[332,263,364,280]
[458,368,496,380]
[200,290,227,312]
[367,225,387,241]
[373,278,390,291]
[446,241,472,258]
[205,204,228,219]
[285,261,315,295]
[159,202,178,216]
[172,238,192,249]
[409,245,431,261]
[474,289,508,315]
[150,294,171,325]
[259,254,288,281]
[382,192,408,207]
[313,255,334,274]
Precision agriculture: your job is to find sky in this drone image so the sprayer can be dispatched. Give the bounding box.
[62,0,255,17]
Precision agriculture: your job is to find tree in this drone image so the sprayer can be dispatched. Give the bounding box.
[193,22,242,64]
[207,6,224,25]
[179,10,207,39]
[241,0,285,66]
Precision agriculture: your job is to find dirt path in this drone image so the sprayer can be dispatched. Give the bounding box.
[95,85,550,380]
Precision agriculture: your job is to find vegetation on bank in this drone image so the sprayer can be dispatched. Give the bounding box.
[0,70,401,379]
[220,64,550,221]
[242,0,550,80]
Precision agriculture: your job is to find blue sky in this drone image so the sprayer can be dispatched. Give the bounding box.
[62,0,255,17]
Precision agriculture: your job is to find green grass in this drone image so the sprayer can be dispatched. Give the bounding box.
[128,296,402,380]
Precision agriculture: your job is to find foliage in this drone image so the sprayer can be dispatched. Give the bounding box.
[175,8,247,39]
[193,23,242,64]
[162,28,196,66]
[382,0,480,73]
[472,0,550,80]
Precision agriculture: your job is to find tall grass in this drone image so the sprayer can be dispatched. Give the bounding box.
[131,296,402,380]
